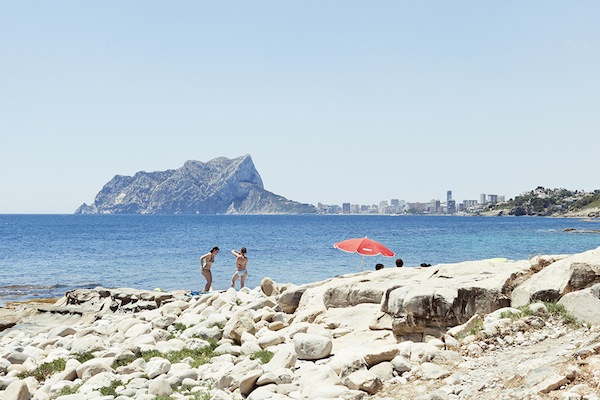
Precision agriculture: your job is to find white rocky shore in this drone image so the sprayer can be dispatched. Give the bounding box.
[2,247,600,400]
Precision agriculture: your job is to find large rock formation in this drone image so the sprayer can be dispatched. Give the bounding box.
[3,249,600,399]
[75,155,316,214]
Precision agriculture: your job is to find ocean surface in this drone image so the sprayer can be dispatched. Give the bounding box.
[1,214,600,306]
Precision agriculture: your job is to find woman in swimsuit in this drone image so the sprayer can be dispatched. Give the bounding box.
[231,247,248,289]
[200,246,219,293]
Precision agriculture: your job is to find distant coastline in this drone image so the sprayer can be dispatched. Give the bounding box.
[316,187,600,219]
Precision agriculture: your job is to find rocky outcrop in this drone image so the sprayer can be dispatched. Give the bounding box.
[279,258,533,340]
[75,155,316,214]
[511,247,600,306]
[3,248,600,399]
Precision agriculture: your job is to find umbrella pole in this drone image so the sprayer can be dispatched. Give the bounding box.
[360,255,364,272]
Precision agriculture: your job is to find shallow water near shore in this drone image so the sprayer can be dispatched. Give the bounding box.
[1,214,600,305]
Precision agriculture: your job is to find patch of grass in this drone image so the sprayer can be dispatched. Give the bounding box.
[141,340,219,368]
[211,322,224,330]
[17,358,66,382]
[250,349,274,364]
[455,320,484,339]
[467,320,484,336]
[57,383,81,396]
[172,322,187,332]
[141,349,162,360]
[500,305,536,320]
[72,351,95,363]
[190,336,219,349]
[545,302,581,328]
[112,354,138,369]
[191,392,212,400]
[99,379,124,397]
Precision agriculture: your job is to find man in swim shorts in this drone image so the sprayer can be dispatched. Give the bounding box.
[231,247,248,289]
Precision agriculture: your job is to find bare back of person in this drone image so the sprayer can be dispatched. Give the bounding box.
[231,247,248,289]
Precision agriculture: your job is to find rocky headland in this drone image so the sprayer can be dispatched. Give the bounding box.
[75,155,316,215]
[2,248,600,400]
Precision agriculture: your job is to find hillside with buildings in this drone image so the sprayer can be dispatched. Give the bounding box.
[481,187,600,217]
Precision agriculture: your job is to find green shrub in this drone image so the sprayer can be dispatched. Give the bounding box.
[545,301,581,328]
[455,320,484,339]
[172,322,187,332]
[501,301,583,329]
[112,354,139,369]
[72,351,95,363]
[141,340,219,368]
[99,379,124,396]
[250,349,274,364]
[211,322,225,330]
[17,358,66,382]
[500,305,536,320]
[57,383,81,396]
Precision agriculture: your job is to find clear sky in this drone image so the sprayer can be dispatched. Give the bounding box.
[1,2,599,213]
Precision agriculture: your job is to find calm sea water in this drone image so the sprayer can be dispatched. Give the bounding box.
[1,214,600,305]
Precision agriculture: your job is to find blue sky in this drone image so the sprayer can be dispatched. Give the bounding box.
[1,2,599,213]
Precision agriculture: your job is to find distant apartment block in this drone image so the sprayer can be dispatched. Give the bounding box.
[342,203,351,214]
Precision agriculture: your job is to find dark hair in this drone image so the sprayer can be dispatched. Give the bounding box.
[240,247,247,253]
[211,246,220,253]
[375,263,384,270]
[395,258,404,268]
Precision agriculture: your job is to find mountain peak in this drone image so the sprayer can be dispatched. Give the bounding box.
[75,155,315,214]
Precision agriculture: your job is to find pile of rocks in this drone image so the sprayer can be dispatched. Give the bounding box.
[1,246,600,400]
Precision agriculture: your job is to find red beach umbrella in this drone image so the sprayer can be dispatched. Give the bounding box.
[334,237,395,271]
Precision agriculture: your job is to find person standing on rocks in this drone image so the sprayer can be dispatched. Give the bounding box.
[231,247,248,289]
[200,246,219,293]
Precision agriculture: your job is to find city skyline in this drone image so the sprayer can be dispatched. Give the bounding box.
[317,190,506,214]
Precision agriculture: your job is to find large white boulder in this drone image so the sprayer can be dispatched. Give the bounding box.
[293,333,333,360]
[2,379,31,400]
[223,310,256,345]
[145,358,171,379]
[558,284,600,325]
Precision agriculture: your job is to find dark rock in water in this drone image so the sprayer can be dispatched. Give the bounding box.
[75,154,316,214]
[564,228,600,234]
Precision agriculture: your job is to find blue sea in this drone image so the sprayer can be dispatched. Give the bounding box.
[1,214,600,306]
